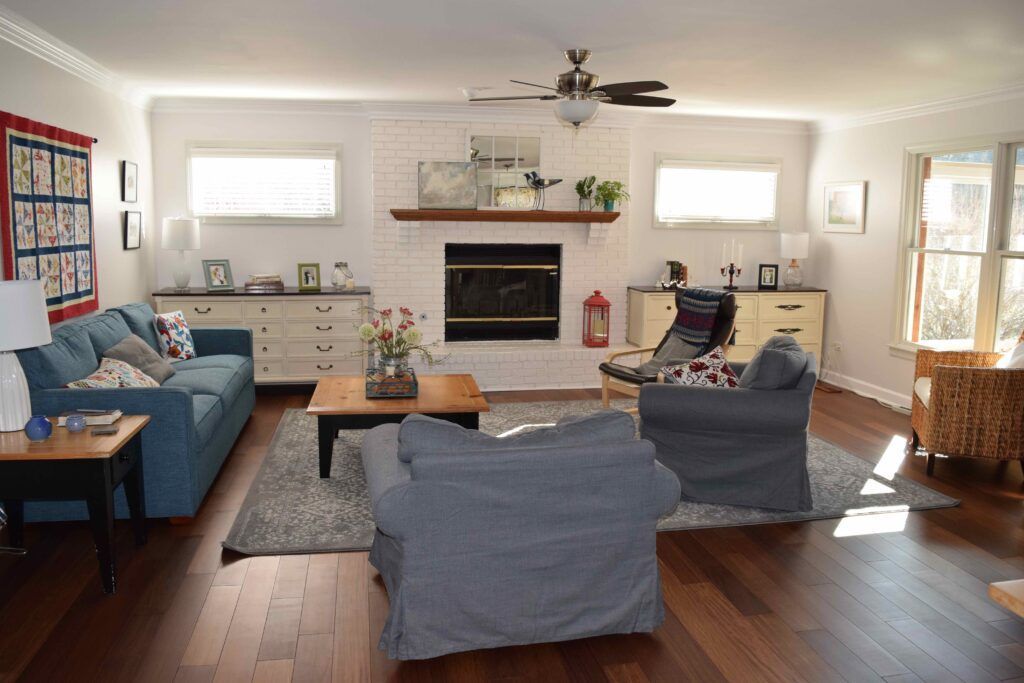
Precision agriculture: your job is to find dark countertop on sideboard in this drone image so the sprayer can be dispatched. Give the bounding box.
[153,287,372,297]
[627,285,826,293]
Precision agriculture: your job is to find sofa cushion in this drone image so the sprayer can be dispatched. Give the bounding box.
[66,357,160,389]
[739,336,808,390]
[104,334,176,384]
[635,333,702,376]
[111,303,162,352]
[16,325,98,391]
[662,346,739,388]
[162,355,252,408]
[156,310,197,360]
[397,409,636,463]
[192,394,224,449]
[78,311,133,360]
[914,377,932,408]
[173,355,249,372]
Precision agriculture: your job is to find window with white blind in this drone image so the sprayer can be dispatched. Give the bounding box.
[895,139,1024,355]
[654,155,781,229]
[187,143,341,224]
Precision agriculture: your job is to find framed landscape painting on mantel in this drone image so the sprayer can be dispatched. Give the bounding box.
[823,181,867,233]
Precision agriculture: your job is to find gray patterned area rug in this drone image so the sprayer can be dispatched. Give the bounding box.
[223,401,959,555]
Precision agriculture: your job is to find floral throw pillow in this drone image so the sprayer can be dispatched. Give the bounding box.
[661,346,739,388]
[67,358,159,389]
[155,310,197,360]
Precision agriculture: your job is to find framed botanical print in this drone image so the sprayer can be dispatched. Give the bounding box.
[297,263,321,292]
[123,211,141,250]
[757,264,779,290]
[202,259,234,291]
[823,181,866,233]
[121,160,138,203]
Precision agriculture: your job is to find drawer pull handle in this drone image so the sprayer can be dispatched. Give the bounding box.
[260,306,268,313]
[316,325,333,331]
[261,326,268,333]
[776,304,805,311]
[317,363,334,371]
[666,305,672,311]
[316,305,333,313]
[317,344,333,352]
[262,346,269,353]
[194,306,211,314]
[774,327,803,335]
[263,366,270,372]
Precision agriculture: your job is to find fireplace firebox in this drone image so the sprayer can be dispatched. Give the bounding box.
[445,244,560,342]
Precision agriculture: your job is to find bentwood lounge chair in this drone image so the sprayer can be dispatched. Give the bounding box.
[911,330,1024,475]
[599,289,736,409]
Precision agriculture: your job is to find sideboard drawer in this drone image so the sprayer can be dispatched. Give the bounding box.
[732,323,756,346]
[173,300,243,323]
[733,295,758,321]
[727,344,757,363]
[255,361,284,379]
[285,300,361,320]
[647,295,677,321]
[286,321,357,339]
[760,295,820,321]
[245,302,283,319]
[757,320,821,345]
[254,341,283,358]
[286,358,363,376]
[287,339,362,358]
[251,322,283,339]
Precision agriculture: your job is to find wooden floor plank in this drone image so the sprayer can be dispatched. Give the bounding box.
[333,553,371,683]
[293,632,333,683]
[213,555,280,682]
[299,554,339,636]
[253,658,295,683]
[180,584,242,667]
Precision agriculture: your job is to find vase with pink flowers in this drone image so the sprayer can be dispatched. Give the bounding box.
[356,307,443,397]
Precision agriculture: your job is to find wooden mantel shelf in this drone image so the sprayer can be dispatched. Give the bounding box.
[389,209,620,223]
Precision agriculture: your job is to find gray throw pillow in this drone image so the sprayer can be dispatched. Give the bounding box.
[103,334,176,384]
[397,409,636,463]
[739,335,807,390]
[634,333,702,376]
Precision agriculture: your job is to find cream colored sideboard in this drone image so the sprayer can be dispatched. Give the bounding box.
[626,286,826,366]
[153,288,371,384]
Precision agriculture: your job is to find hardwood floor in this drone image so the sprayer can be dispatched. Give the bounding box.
[3,386,1024,682]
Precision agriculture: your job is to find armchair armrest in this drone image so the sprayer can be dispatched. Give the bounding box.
[915,348,1001,380]
[190,327,253,358]
[639,383,810,434]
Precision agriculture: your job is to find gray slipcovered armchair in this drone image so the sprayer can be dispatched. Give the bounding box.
[360,411,681,660]
[638,337,816,512]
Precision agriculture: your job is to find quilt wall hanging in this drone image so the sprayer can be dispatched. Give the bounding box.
[1,111,98,323]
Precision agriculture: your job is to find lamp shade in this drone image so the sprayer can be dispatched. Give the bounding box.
[0,280,52,351]
[554,99,599,128]
[161,217,201,250]
[780,232,809,260]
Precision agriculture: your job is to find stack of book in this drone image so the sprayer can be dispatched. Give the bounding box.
[57,409,122,427]
[245,274,284,292]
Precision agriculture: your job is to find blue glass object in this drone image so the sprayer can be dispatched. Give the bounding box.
[65,414,87,432]
[24,415,52,441]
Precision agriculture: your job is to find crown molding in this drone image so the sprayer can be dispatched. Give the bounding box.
[634,112,811,136]
[0,4,148,108]
[815,82,1024,133]
[150,97,366,116]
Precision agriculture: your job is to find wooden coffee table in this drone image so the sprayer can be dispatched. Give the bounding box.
[307,374,490,478]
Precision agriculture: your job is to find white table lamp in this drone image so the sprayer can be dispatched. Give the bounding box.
[780,232,809,287]
[162,217,201,291]
[0,280,52,432]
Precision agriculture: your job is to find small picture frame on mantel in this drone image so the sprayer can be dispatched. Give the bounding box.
[758,264,779,290]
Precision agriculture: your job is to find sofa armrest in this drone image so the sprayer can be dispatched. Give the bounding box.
[639,383,810,434]
[190,327,253,358]
[653,461,681,518]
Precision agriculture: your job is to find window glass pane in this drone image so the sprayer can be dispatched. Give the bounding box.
[1010,147,1024,252]
[656,164,778,223]
[918,149,992,251]
[998,258,1024,350]
[908,252,982,348]
[190,154,336,217]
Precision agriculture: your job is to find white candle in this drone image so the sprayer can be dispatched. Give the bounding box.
[721,242,727,268]
[737,243,743,266]
[731,239,736,263]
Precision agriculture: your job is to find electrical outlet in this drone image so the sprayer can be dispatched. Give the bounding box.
[830,341,843,352]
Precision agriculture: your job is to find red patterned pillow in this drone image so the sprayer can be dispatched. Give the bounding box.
[661,346,738,388]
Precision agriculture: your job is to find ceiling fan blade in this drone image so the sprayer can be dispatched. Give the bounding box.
[468,95,559,102]
[595,81,668,97]
[510,79,558,92]
[604,94,675,107]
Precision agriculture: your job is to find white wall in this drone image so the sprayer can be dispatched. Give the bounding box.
[628,121,810,286]
[150,108,372,288]
[806,97,1024,405]
[0,40,154,308]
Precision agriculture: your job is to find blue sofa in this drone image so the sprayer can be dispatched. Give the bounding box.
[16,302,255,521]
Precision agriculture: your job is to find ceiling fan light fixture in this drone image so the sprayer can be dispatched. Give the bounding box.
[554,98,599,128]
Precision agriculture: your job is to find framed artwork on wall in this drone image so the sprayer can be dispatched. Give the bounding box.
[757,264,779,290]
[202,259,234,291]
[823,181,866,233]
[297,263,321,292]
[121,161,138,202]
[123,211,141,250]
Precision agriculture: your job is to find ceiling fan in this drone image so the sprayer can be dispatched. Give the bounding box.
[468,49,674,128]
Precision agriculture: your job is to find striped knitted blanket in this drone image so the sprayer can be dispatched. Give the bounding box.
[671,287,726,351]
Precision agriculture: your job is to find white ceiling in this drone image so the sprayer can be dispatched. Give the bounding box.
[4,0,1024,120]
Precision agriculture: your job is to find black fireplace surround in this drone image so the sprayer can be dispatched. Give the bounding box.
[445,244,561,342]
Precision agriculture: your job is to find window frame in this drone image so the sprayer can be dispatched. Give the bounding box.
[891,133,1024,358]
[185,140,343,225]
[652,153,782,230]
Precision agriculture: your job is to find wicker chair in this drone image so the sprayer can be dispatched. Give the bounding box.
[911,330,1024,475]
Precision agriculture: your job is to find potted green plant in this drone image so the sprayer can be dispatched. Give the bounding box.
[594,180,629,211]
[575,175,596,211]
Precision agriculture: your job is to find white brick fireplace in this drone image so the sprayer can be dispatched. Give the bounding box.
[371,118,633,390]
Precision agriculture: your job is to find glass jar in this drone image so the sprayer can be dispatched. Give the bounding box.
[331,262,355,290]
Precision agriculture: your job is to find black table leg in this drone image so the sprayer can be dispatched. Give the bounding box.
[86,464,116,594]
[318,417,336,478]
[122,436,147,546]
[2,499,23,548]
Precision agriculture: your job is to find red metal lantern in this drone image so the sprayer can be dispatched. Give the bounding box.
[583,290,611,347]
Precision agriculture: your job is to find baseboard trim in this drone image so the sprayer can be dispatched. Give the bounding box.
[819,370,912,410]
